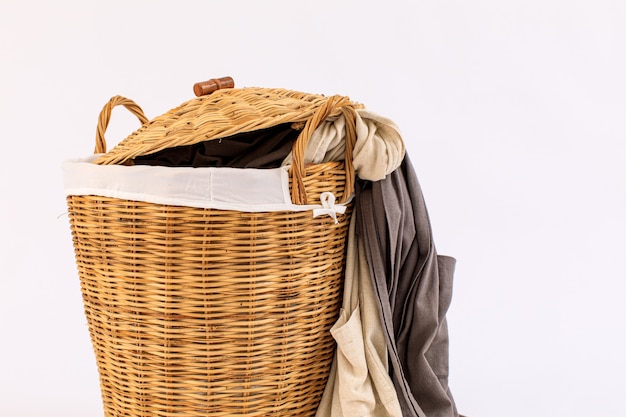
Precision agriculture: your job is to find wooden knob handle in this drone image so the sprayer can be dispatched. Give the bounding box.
[193,76,235,96]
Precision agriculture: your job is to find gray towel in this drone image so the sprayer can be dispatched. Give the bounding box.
[355,155,459,417]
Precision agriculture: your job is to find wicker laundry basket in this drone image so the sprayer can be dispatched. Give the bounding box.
[65,81,362,416]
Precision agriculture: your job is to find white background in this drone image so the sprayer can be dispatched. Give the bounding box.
[1,1,625,416]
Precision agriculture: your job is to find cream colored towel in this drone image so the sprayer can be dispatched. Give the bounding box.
[295,107,405,416]
[283,109,405,181]
[315,213,403,417]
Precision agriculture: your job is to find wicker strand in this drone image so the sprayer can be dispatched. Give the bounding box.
[95,96,149,154]
[339,105,357,202]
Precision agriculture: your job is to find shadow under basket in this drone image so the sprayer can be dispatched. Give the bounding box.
[66,85,359,416]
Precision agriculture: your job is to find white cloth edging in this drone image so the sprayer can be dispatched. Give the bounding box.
[62,156,348,217]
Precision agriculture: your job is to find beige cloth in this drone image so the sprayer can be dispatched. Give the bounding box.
[283,109,405,181]
[285,107,405,416]
[315,212,403,417]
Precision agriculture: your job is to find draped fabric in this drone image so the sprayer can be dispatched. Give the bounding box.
[354,155,458,417]
[315,213,404,417]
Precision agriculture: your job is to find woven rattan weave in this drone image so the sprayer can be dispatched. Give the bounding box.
[67,85,359,416]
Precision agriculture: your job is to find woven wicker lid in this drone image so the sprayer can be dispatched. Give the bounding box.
[94,86,363,166]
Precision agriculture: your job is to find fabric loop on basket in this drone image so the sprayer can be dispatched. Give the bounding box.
[313,192,347,224]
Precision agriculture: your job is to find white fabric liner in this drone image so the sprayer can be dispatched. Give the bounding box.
[63,155,349,217]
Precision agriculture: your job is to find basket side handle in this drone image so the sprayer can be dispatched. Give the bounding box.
[94,96,149,154]
[290,95,357,205]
